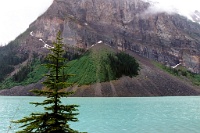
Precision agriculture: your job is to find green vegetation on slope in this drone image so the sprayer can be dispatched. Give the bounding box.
[0,44,139,89]
[66,44,139,86]
[153,61,200,86]
[0,58,48,89]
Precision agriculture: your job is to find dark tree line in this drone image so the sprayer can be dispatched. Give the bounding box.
[0,53,29,82]
[0,41,29,82]
[108,52,139,79]
[12,62,33,83]
[63,47,85,61]
[12,53,42,83]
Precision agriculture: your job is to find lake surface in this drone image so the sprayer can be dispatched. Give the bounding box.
[1,96,200,133]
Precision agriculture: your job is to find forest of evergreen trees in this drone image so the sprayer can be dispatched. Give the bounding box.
[108,52,140,79]
[0,41,28,82]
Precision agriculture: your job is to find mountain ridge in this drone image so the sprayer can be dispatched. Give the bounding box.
[26,0,200,73]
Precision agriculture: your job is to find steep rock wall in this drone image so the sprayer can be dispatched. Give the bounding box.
[27,0,200,73]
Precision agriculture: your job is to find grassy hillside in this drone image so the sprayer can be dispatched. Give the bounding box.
[66,44,139,86]
[0,44,139,89]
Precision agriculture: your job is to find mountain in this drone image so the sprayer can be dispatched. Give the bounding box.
[26,0,200,73]
[1,0,200,96]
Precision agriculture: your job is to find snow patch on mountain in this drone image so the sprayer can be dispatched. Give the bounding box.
[98,41,103,44]
[30,31,34,37]
[39,38,54,49]
[172,63,181,69]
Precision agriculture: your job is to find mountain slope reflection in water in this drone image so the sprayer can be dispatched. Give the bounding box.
[1,96,200,133]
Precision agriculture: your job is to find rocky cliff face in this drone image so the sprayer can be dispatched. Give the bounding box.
[24,0,200,73]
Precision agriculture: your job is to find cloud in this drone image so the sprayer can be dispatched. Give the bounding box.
[0,0,53,45]
[142,0,200,19]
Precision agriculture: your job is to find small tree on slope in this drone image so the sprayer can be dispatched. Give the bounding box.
[13,32,81,133]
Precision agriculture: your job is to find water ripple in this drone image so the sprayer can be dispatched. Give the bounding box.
[1,96,200,133]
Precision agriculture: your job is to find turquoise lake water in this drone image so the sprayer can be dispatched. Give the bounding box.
[1,96,200,133]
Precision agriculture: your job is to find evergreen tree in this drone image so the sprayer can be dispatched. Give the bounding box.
[13,32,81,133]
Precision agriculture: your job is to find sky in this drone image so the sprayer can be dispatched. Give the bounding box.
[0,0,53,45]
[0,0,200,45]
